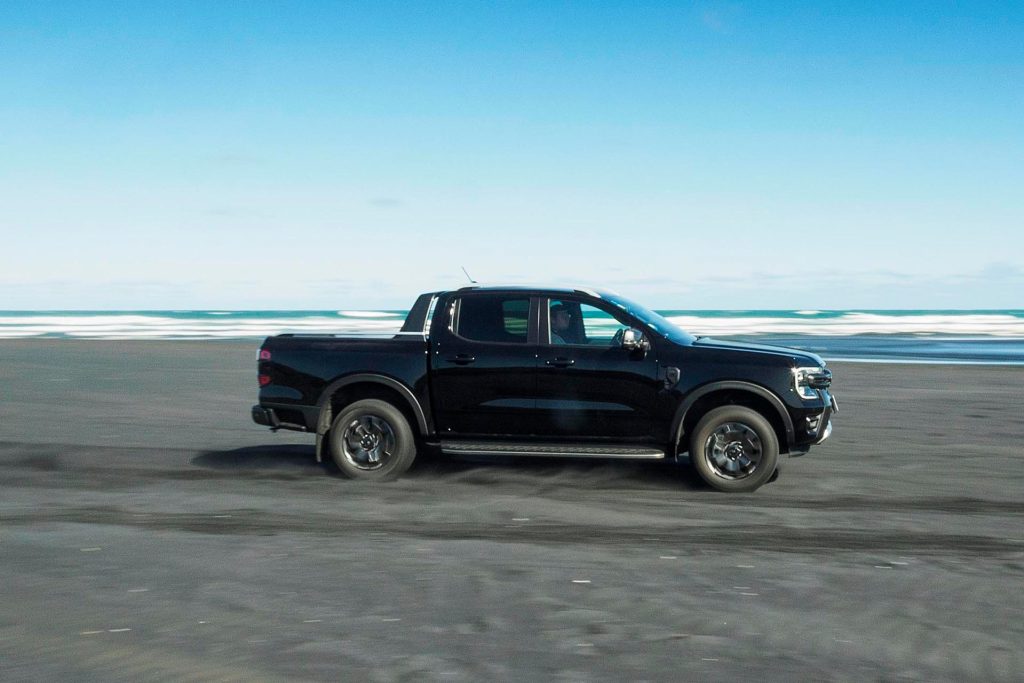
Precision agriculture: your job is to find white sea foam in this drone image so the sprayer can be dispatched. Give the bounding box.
[668,313,1024,337]
[1,311,1022,340]
[822,356,1024,366]
[0,314,403,339]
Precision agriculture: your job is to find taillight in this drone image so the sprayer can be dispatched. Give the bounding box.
[259,348,271,361]
[258,374,271,387]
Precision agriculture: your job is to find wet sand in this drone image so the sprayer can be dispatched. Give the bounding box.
[2,340,1023,681]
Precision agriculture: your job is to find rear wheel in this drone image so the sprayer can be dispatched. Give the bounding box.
[689,405,779,492]
[328,399,416,480]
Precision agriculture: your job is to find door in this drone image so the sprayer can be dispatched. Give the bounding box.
[533,296,660,442]
[430,293,539,437]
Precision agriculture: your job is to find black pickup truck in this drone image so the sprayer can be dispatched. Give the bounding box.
[252,285,836,492]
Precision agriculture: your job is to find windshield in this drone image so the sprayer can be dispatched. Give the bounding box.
[604,294,696,344]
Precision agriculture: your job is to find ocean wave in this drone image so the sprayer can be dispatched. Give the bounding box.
[667,312,1024,337]
[337,311,402,318]
[0,314,403,339]
[1,311,1023,340]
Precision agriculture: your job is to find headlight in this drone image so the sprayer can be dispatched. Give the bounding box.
[793,366,831,400]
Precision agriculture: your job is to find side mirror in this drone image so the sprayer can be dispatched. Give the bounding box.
[621,328,649,352]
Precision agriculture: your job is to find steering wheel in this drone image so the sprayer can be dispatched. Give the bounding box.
[611,328,625,347]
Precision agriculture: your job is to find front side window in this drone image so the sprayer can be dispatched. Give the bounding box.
[452,295,529,344]
[548,299,631,345]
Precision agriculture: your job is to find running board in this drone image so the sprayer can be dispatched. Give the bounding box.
[440,441,665,460]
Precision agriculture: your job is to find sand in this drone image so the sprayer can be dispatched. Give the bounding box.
[1,340,1023,681]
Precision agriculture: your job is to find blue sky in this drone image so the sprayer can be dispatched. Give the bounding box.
[1,1,1021,309]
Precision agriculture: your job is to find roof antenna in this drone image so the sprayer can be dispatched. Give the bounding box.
[460,266,477,284]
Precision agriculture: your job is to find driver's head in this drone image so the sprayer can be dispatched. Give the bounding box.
[551,304,571,332]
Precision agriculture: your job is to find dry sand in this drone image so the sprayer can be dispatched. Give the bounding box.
[1,340,1023,681]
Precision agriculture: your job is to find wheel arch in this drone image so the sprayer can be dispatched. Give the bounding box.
[671,381,795,455]
[314,374,430,462]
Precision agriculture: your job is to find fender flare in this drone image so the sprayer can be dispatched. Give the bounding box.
[670,381,794,451]
[315,373,431,437]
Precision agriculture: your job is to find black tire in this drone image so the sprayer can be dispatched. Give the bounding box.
[689,405,779,493]
[328,399,416,480]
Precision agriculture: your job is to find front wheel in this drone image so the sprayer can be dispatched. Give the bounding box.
[328,399,416,480]
[689,405,779,493]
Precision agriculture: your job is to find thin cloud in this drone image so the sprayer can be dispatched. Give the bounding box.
[698,3,741,33]
[207,153,267,166]
[972,262,1024,281]
[369,197,405,208]
[203,206,267,218]
[612,276,693,289]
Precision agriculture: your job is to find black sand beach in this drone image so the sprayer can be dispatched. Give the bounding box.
[2,340,1023,681]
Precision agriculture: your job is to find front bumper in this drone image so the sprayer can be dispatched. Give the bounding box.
[789,391,836,456]
[811,391,837,445]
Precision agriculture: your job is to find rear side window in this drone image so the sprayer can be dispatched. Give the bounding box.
[452,295,530,344]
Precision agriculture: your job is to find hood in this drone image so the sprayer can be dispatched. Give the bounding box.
[691,337,825,367]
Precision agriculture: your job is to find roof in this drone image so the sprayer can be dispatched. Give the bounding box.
[453,283,616,299]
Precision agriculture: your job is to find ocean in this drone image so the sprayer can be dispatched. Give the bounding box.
[2,309,1023,364]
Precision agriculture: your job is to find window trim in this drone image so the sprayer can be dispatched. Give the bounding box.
[446,294,539,346]
[542,296,648,348]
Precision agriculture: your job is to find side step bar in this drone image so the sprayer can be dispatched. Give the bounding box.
[440,441,665,460]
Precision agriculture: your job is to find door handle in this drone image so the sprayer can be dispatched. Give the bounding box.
[447,354,476,365]
[545,357,575,368]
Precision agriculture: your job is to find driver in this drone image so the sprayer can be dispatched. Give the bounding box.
[550,304,572,344]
